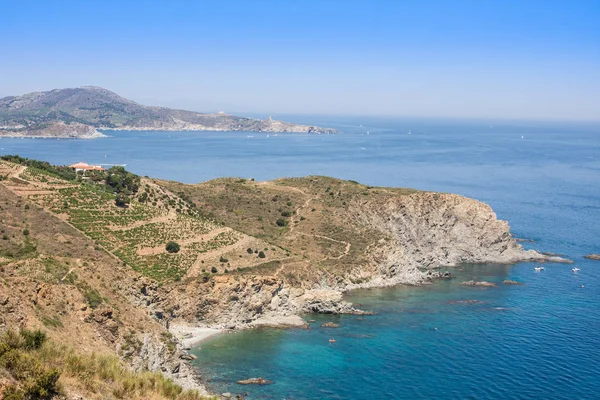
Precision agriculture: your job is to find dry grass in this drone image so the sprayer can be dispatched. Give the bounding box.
[0,329,214,400]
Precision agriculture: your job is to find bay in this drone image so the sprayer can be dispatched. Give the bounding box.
[1,117,599,399]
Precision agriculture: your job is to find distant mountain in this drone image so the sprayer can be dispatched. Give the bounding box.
[0,86,337,138]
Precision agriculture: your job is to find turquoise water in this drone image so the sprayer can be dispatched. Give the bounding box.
[1,117,599,399]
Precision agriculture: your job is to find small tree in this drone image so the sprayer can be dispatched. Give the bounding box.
[247,248,253,254]
[22,229,30,236]
[219,256,229,263]
[211,266,218,273]
[166,241,180,253]
[115,193,131,207]
[276,218,287,227]
[258,251,266,259]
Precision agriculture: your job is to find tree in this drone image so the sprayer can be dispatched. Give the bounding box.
[219,256,229,263]
[211,266,218,273]
[247,248,253,254]
[258,251,266,259]
[166,241,180,253]
[276,218,287,227]
[115,193,130,207]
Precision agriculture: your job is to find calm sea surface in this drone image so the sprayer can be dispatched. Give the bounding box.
[1,117,599,399]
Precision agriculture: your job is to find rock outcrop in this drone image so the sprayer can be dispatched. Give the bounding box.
[164,192,556,330]
[353,192,547,268]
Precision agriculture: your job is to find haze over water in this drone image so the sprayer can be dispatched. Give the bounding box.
[1,117,599,399]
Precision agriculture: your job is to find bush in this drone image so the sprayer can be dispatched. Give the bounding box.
[115,193,130,207]
[211,266,217,273]
[258,251,266,259]
[219,256,229,263]
[22,229,30,236]
[105,166,140,195]
[247,248,253,254]
[280,211,292,217]
[82,287,103,309]
[20,329,47,350]
[276,218,288,227]
[166,241,180,253]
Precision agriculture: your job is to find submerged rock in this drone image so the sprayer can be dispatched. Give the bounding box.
[321,322,340,328]
[461,280,497,287]
[237,377,273,385]
[584,254,600,261]
[503,280,522,285]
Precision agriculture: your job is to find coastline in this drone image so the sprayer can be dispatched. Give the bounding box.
[169,323,223,348]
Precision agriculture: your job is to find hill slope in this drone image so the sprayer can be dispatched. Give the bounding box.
[0,157,560,396]
[0,86,337,138]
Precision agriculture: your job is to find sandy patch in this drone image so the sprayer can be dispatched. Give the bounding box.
[169,323,222,347]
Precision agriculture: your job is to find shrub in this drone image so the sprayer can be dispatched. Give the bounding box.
[83,287,103,309]
[258,251,266,259]
[247,248,253,254]
[22,229,30,236]
[219,256,229,263]
[115,193,130,207]
[281,211,292,217]
[20,329,47,350]
[211,266,217,273]
[166,241,180,253]
[276,218,287,227]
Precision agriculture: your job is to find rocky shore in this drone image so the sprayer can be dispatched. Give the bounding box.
[162,192,563,342]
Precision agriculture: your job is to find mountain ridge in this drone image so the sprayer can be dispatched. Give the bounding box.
[0,86,338,138]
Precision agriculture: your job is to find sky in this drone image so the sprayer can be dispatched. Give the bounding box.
[1,0,599,121]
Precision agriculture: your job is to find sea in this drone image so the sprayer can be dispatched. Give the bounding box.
[1,116,599,399]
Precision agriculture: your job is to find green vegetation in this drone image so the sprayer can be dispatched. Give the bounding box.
[166,241,180,254]
[0,329,212,400]
[258,251,266,259]
[0,155,77,181]
[81,284,104,309]
[275,218,288,227]
[106,166,140,196]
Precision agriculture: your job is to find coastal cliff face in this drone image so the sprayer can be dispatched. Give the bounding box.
[353,192,543,270]
[0,160,553,396]
[0,86,337,137]
[158,187,546,329]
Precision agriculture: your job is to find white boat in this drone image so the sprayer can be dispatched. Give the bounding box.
[534,266,545,272]
[572,267,580,272]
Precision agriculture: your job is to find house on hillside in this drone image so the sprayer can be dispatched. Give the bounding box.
[69,162,105,173]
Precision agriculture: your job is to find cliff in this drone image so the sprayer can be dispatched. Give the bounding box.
[0,86,337,138]
[0,159,559,397]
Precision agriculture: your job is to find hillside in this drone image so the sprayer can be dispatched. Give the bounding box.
[0,86,337,138]
[0,156,555,397]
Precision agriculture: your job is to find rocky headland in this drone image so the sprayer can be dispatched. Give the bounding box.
[0,86,337,138]
[0,159,564,398]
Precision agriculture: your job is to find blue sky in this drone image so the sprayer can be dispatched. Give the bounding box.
[1,0,599,120]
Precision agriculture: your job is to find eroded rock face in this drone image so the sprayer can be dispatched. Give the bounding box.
[166,192,552,329]
[353,192,545,269]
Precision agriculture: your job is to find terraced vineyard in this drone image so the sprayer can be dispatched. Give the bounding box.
[0,160,283,281]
